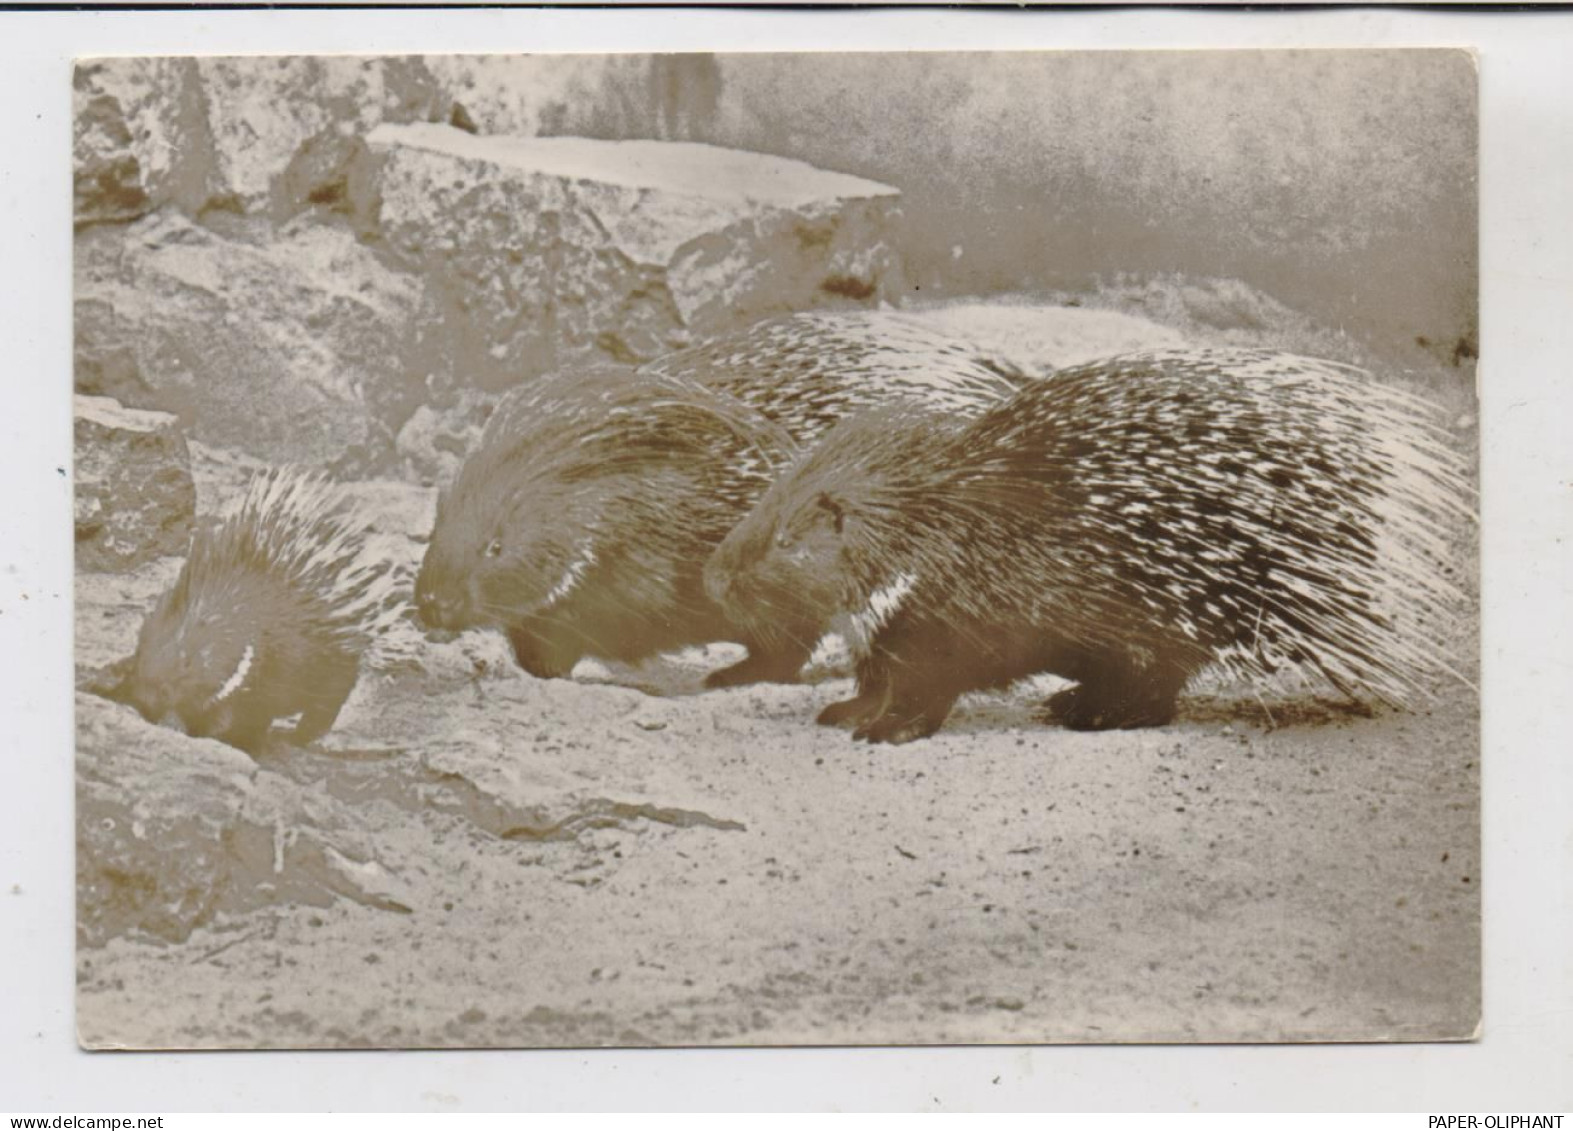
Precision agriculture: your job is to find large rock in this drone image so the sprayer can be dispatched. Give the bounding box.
[77,692,412,949]
[392,394,494,487]
[75,211,437,469]
[74,395,196,572]
[351,124,906,388]
[198,56,452,218]
[72,55,724,228]
[73,58,212,227]
[73,56,450,225]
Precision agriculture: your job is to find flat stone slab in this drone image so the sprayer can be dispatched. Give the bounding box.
[355,124,906,387]
[373,124,898,215]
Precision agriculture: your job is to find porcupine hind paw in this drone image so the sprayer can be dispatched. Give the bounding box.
[1041,681,1181,731]
[703,642,810,689]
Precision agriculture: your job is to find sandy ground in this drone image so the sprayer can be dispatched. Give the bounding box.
[75,474,1480,1049]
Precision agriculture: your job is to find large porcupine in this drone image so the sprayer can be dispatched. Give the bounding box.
[704,347,1474,743]
[414,311,1021,687]
[105,469,402,753]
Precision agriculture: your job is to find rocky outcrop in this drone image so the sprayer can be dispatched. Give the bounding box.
[76,692,412,948]
[74,58,210,227]
[73,56,451,226]
[73,57,910,464]
[72,55,727,229]
[350,124,905,388]
[74,395,196,572]
[75,212,435,470]
[392,393,493,487]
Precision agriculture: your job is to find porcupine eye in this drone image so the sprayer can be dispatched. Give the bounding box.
[815,492,846,535]
[485,537,503,559]
[773,494,846,564]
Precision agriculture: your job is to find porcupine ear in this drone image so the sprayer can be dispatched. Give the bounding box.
[816,492,846,534]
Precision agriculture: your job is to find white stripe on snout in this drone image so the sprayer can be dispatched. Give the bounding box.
[211,644,254,704]
[840,572,917,653]
[539,547,597,612]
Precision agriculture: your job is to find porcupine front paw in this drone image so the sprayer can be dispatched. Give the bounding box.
[506,626,579,680]
[290,655,359,747]
[293,699,348,747]
[209,713,274,756]
[853,710,945,745]
[816,693,882,728]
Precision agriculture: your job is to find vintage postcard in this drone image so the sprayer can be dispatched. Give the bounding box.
[73,49,1479,1049]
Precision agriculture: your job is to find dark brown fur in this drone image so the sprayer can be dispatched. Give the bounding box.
[415,313,1020,685]
[706,348,1473,743]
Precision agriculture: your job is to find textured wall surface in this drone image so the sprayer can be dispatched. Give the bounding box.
[75,50,1477,368]
[706,50,1478,365]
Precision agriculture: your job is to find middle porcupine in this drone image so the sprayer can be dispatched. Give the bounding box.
[414,311,1021,686]
[704,347,1474,744]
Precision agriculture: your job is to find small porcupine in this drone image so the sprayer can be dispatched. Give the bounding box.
[704,347,1474,744]
[107,468,402,753]
[414,311,1021,687]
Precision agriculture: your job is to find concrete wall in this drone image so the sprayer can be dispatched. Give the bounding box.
[696,50,1477,365]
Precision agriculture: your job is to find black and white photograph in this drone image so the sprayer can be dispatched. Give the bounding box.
[70,47,1481,1050]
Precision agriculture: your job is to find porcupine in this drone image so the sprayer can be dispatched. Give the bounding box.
[704,347,1474,743]
[105,468,402,754]
[414,311,1023,688]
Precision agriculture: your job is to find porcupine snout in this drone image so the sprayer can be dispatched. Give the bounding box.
[415,587,469,632]
[413,555,472,632]
[703,526,762,611]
